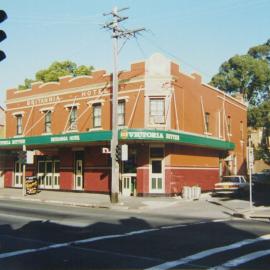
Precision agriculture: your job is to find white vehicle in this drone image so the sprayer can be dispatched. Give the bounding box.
[213,175,249,196]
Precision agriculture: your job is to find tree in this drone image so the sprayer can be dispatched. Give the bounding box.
[18,78,36,90]
[211,39,270,164]
[248,39,270,64]
[19,60,94,89]
[210,54,270,105]
[248,100,270,128]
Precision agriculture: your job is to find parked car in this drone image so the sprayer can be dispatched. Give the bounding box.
[213,175,250,196]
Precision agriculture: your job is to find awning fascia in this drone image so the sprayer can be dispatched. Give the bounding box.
[0,129,234,151]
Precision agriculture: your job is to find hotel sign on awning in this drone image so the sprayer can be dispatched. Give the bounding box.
[120,129,180,142]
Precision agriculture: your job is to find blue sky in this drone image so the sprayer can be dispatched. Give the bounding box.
[0,0,269,107]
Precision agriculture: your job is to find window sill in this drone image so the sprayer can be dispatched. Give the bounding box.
[88,127,103,131]
[13,135,23,138]
[204,132,212,136]
[118,125,128,129]
[148,124,166,128]
[64,130,79,134]
[42,132,52,136]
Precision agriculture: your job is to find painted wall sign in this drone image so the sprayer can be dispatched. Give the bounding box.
[81,88,109,97]
[24,87,109,107]
[27,96,61,106]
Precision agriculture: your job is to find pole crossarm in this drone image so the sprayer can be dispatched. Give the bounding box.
[102,7,145,40]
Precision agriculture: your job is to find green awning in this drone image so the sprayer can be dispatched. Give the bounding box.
[0,131,111,148]
[0,129,234,150]
[119,129,234,150]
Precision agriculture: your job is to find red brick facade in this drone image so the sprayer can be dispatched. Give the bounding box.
[1,53,247,196]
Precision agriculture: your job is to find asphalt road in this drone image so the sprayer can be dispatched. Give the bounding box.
[0,199,269,269]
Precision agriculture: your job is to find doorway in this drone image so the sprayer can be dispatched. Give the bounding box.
[37,160,60,189]
[149,146,164,193]
[14,160,23,187]
[74,151,84,190]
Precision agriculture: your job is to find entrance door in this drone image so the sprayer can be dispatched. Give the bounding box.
[75,159,83,190]
[122,174,136,196]
[53,161,60,189]
[37,160,60,189]
[14,161,23,187]
[150,158,164,193]
[37,161,45,188]
[44,161,53,189]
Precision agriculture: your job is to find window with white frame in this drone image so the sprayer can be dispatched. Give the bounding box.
[44,111,52,133]
[149,98,165,125]
[69,107,78,130]
[93,103,101,128]
[118,100,125,126]
[16,114,23,135]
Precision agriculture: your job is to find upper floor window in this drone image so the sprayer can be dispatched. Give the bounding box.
[93,103,101,128]
[118,100,125,126]
[204,112,210,133]
[227,116,232,135]
[149,98,165,125]
[44,111,52,133]
[16,115,23,135]
[69,107,77,130]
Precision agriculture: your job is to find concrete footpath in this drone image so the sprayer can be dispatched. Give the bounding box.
[207,195,270,221]
[0,188,269,221]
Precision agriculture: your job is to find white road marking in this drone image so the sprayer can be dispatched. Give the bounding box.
[0,227,159,259]
[145,234,270,270]
[161,219,227,230]
[0,218,253,262]
[209,249,270,270]
[212,219,230,223]
[161,224,187,229]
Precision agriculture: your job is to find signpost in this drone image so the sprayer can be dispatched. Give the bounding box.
[247,137,254,211]
[22,145,26,196]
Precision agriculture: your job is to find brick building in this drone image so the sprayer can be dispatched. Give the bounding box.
[0,53,247,196]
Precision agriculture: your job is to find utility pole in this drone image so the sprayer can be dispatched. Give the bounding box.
[103,7,145,203]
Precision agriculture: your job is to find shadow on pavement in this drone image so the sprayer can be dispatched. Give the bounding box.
[0,212,266,270]
[211,187,270,207]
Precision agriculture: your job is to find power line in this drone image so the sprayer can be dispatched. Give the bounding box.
[141,33,213,80]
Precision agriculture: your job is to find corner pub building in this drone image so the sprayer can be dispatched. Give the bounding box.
[0,53,247,196]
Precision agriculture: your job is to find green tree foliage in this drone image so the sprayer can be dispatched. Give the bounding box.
[210,54,270,105]
[211,39,270,163]
[19,60,94,89]
[248,39,270,64]
[248,100,270,163]
[18,78,36,90]
[248,101,270,128]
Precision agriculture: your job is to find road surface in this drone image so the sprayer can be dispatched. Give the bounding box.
[0,199,269,269]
